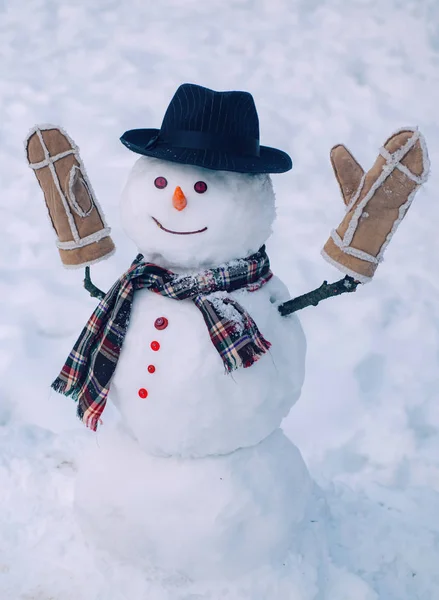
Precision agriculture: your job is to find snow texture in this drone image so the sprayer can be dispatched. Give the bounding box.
[1,0,439,598]
[75,427,314,579]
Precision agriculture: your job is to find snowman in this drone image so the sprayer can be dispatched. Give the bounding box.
[25,83,429,582]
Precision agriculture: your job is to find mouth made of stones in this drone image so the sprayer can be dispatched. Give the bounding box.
[151,216,208,235]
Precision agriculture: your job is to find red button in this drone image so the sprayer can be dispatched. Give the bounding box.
[151,341,160,351]
[138,388,148,399]
[147,365,156,374]
[154,317,168,330]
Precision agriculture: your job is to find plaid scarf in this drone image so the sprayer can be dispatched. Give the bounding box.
[52,246,273,430]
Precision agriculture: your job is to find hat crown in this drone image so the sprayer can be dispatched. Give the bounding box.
[120,82,292,173]
[160,83,260,140]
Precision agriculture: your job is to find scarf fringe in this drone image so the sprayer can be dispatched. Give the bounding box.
[52,378,100,431]
[225,337,272,372]
[51,377,77,398]
[77,404,100,432]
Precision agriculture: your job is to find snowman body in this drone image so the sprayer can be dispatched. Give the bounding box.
[75,156,312,579]
[110,275,306,458]
[75,425,313,579]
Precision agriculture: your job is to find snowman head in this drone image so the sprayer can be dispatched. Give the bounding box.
[119,84,292,268]
[120,157,276,269]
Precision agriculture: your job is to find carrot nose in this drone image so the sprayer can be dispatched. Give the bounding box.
[172,186,187,211]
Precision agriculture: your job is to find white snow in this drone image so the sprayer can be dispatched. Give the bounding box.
[75,427,314,580]
[1,0,439,599]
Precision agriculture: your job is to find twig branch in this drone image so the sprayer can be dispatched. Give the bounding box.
[278,275,360,316]
[84,267,106,300]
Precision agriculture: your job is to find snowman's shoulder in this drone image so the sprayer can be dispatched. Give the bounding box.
[264,275,292,306]
[264,276,306,342]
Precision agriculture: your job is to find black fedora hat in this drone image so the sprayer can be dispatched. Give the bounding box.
[120,83,292,174]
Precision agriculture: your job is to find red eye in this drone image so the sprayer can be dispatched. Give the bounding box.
[194,181,207,194]
[154,177,168,189]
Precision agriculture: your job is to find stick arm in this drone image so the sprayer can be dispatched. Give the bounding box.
[84,267,106,300]
[278,275,360,316]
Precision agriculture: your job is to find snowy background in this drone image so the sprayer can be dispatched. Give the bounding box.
[1,0,439,598]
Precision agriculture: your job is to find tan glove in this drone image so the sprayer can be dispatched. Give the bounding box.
[25,125,115,268]
[321,127,429,283]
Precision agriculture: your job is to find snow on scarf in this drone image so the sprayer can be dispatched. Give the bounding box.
[52,247,273,430]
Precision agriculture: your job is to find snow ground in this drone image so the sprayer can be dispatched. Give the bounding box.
[1,0,439,598]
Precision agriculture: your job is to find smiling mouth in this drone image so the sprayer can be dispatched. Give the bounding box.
[151,217,208,235]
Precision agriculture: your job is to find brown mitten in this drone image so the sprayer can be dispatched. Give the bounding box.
[25,125,115,268]
[322,127,429,283]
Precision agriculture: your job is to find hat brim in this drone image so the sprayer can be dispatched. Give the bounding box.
[120,129,292,174]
